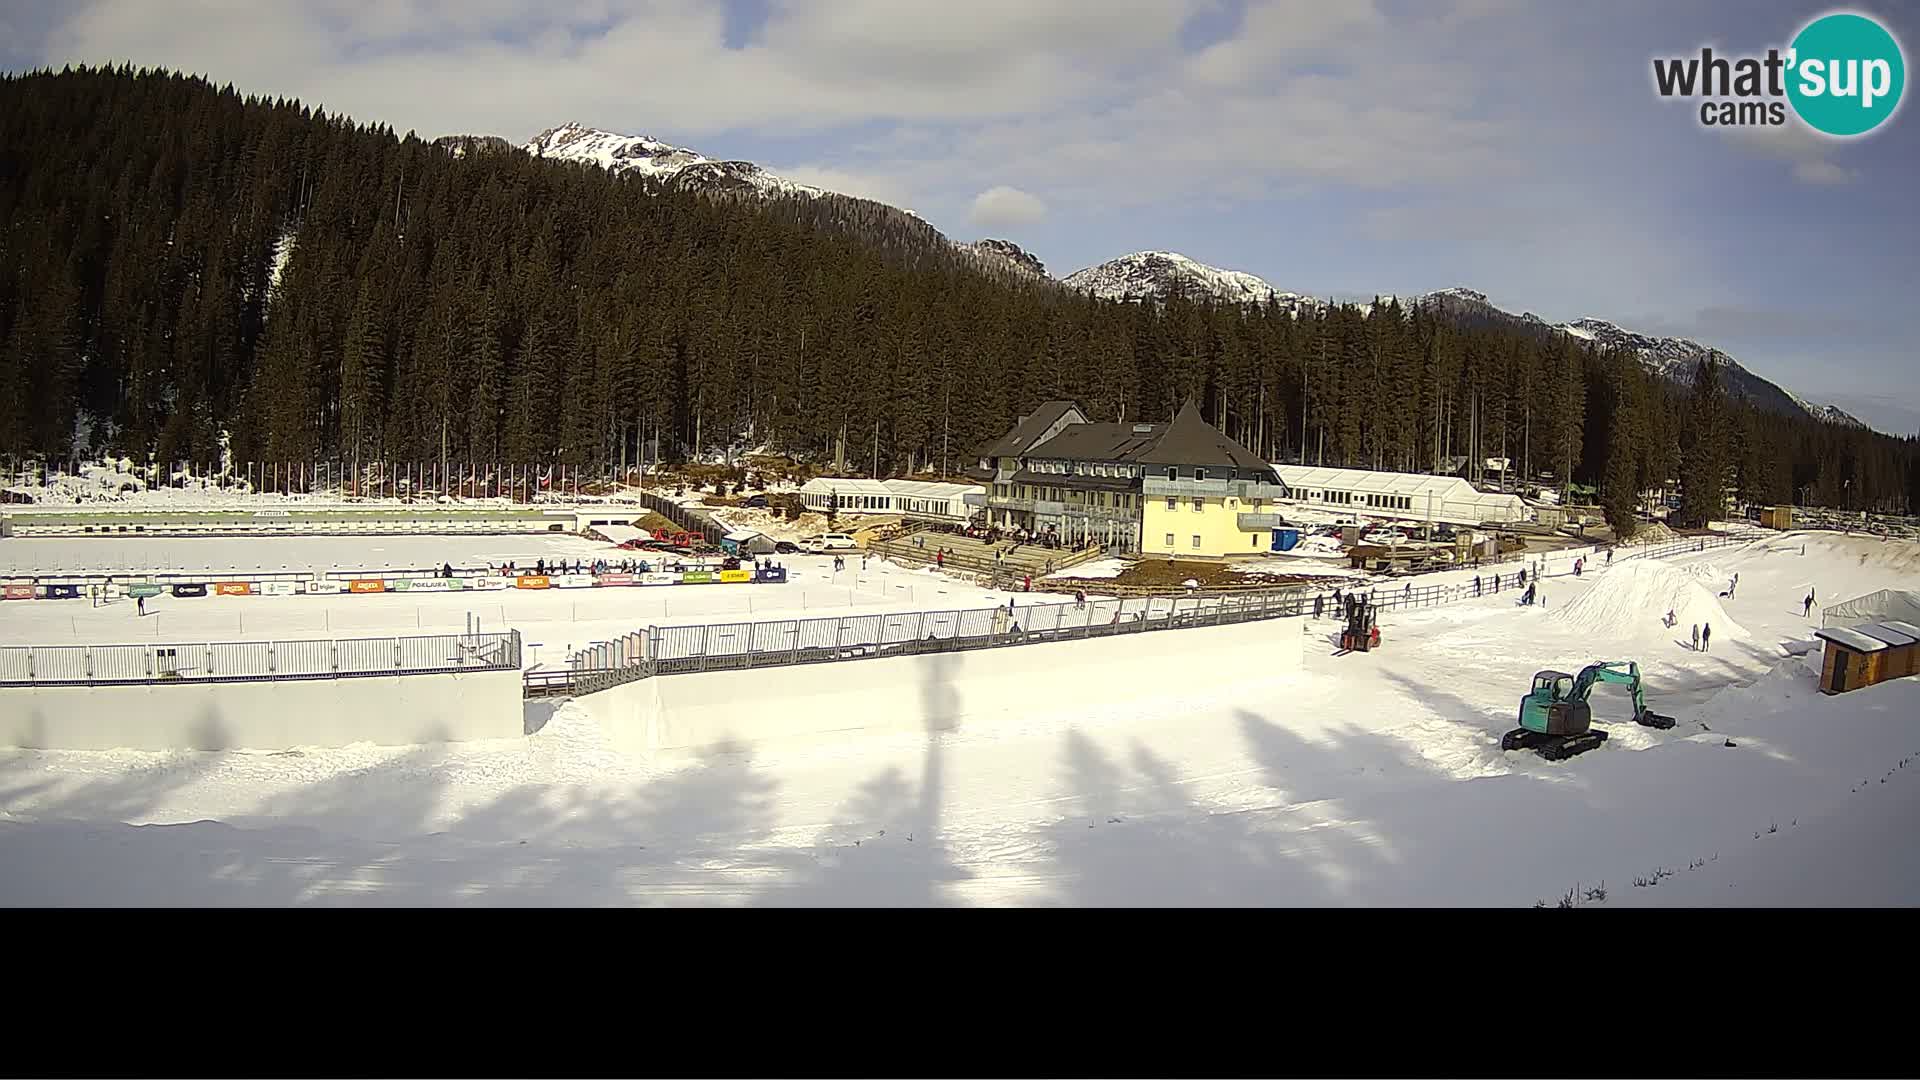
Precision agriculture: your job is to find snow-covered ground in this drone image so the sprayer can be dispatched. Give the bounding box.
[2,531,1915,905]
[0,541,1063,670]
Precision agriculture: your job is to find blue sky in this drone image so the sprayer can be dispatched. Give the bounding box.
[6,0,1917,431]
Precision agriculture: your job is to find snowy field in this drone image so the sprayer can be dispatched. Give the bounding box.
[0,536,1064,670]
[2,531,1917,905]
[0,533,614,577]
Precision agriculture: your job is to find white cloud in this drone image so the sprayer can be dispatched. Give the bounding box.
[968,186,1048,228]
[1721,120,1858,186]
[1790,158,1857,185]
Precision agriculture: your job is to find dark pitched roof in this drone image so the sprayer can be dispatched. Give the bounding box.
[1026,421,1166,463]
[1135,399,1272,473]
[1008,469,1139,491]
[980,400,1083,458]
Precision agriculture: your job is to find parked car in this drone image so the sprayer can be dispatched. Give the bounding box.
[802,532,858,552]
[742,494,769,509]
[773,540,801,554]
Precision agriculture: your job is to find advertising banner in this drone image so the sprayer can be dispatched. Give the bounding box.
[471,577,511,591]
[597,573,635,587]
[641,573,679,586]
[755,568,789,584]
[515,575,551,590]
[305,579,348,594]
[127,583,165,599]
[260,580,299,596]
[681,570,714,584]
[394,578,463,592]
[3,584,35,600]
[214,581,254,596]
[348,579,386,594]
[171,583,208,597]
[554,574,596,589]
[719,569,752,583]
[42,583,82,599]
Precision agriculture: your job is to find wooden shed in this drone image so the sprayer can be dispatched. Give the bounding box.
[1758,505,1795,530]
[1814,621,1920,694]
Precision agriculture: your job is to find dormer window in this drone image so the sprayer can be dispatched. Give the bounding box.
[1195,468,1208,482]
[1165,467,1177,482]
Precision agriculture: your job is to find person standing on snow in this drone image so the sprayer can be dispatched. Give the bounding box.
[1803,592,1815,618]
[1691,623,1700,650]
[1702,622,1712,653]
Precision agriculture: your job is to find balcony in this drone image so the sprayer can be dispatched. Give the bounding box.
[1143,476,1290,502]
[1237,513,1287,531]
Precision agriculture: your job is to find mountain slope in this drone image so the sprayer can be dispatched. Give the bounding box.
[1062,251,1321,312]
[523,122,1860,429]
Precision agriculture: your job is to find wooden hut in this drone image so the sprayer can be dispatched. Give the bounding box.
[1814,621,1920,694]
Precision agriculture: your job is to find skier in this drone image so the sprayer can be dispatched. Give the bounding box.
[1665,608,1676,628]
[1606,548,1613,565]
[136,594,145,617]
[1803,592,1815,618]
[1702,622,1712,653]
[1691,623,1700,651]
[1313,593,1325,618]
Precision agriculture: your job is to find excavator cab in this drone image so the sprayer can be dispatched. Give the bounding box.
[1517,670,1594,736]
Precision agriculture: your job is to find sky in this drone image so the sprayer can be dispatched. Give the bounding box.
[4,0,1917,432]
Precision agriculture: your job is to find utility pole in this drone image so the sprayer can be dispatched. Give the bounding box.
[941,381,951,479]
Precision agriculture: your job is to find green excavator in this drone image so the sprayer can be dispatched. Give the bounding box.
[1502,661,1678,760]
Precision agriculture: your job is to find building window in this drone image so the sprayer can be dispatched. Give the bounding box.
[1191,534,1201,549]
[1253,535,1261,549]
[1165,533,1175,547]
[1166,467,1177,482]
[1195,468,1207,482]
[1166,496,1177,511]
[1192,497,1204,511]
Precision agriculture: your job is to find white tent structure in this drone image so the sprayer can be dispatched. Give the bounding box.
[1270,465,1530,526]
[797,477,982,521]
[1822,589,1920,630]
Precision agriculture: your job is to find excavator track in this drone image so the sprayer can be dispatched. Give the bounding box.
[1501,727,1609,760]
[1635,710,1678,730]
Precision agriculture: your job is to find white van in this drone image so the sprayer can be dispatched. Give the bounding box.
[804,532,858,552]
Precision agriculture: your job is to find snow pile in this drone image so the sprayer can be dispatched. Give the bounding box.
[1553,561,1745,641]
[1045,558,1128,581]
[1617,522,1678,546]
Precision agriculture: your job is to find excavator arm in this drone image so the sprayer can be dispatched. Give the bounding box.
[1568,661,1674,729]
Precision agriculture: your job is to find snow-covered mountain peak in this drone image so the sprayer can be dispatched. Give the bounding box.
[523,123,821,197]
[1062,251,1319,310]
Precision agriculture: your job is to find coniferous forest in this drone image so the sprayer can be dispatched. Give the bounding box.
[2,66,1915,521]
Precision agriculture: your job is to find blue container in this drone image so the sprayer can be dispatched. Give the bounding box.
[1272,528,1301,552]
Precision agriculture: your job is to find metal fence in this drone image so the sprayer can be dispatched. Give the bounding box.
[0,630,520,687]
[531,526,1777,698]
[543,588,1310,697]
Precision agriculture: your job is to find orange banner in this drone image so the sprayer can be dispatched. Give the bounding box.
[514,575,551,590]
[214,581,254,596]
[348,579,386,593]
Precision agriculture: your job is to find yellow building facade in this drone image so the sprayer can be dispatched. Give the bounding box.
[1140,488,1277,558]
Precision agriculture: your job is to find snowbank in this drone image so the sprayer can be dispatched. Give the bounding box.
[1045,558,1128,581]
[1553,561,1745,641]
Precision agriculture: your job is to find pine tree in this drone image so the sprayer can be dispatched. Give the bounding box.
[1679,353,1729,526]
